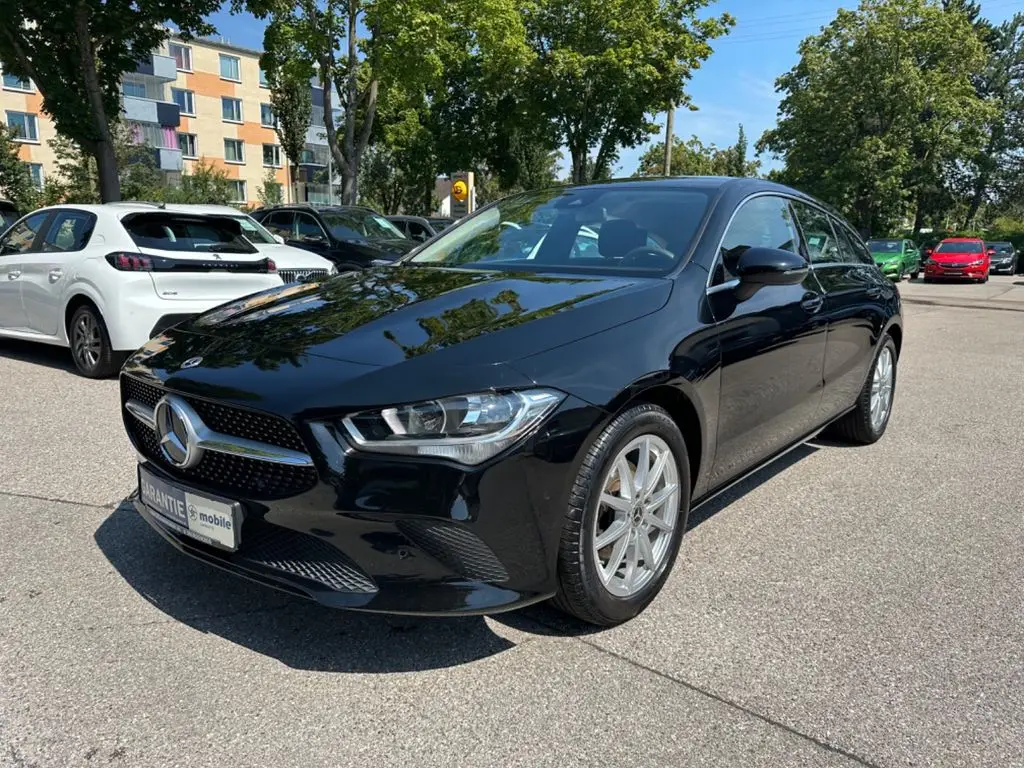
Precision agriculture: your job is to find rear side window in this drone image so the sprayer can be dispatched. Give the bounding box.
[0,211,48,256]
[122,214,258,254]
[830,219,874,265]
[42,210,95,252]
[262,211,293,239]
[791,201,841,264]
[716,195,802,282]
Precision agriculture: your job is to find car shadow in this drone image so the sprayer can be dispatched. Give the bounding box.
[94,500,516,673]
[97,444,822,651]
[0,338,75,372]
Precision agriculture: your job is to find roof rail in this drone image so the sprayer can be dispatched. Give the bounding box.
[105,200,166,209]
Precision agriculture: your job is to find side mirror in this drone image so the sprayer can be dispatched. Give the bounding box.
[273,234,285,244]
[986,247,995,255]
[733,247,808,300]
[924,247,933,256]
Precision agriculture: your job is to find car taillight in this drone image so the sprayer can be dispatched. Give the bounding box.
[105,252,154,271]
[266,258,276,273]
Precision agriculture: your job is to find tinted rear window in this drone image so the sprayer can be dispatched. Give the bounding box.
[936,241,982,254]
[123,213,258,254]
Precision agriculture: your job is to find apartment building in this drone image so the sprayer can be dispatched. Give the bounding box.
[0,36,333,207]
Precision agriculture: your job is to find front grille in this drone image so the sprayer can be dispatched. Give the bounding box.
[279,268,329,284]
[122,375,317,500]
[239,520,377,593]
[397,519,509,583]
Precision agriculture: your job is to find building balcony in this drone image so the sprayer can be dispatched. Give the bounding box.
[153,147,183,172]
[134,54,177,83]
[123,96,180,128]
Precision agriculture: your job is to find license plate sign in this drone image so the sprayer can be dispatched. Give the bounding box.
[138,466,240,551]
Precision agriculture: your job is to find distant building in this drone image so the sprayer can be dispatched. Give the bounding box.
[0,36,336,207]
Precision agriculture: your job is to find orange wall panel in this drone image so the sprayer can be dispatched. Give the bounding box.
[237,121,275,146]
[186,71,237,98]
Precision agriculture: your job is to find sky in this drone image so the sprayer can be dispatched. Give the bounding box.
[203,0,1023,178]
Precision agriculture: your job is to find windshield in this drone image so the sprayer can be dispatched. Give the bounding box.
[991,242,1013,253]
[936,241,983,254]
[407,187,711,275]
[231,215,277,245]
[123,213,258,254]
[867,239,902,253]
[321,210,405,242]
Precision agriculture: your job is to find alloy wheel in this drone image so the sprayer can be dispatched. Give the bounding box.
[870,347,894,431]
[592,435,681,598]
[72,312,101,371]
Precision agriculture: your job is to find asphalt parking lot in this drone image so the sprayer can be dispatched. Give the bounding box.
[2,277,1023,768]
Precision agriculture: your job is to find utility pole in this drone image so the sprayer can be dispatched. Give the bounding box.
[663,103,674,176]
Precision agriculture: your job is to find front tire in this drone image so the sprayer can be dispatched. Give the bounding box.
[828,336,897,445]
[68,304,124,378]
[552,404,691,626]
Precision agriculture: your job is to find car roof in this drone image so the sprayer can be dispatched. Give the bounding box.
[158,203,250,216]
[941,237,984,242]
[258,204,376,215]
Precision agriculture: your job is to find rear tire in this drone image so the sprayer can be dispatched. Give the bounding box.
[68,304,124,379]
[828,336,897,446]
[910,267,920,280]
[552,404,691,627]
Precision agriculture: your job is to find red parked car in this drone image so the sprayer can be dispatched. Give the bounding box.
[924,237,990,283]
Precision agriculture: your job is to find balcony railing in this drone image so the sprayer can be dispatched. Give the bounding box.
[123,96,180,128]
[134,54,177,83]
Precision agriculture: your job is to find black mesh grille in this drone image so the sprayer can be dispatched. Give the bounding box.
[238,521,377,593]
[121,375,317,500]
[397,519,509,583]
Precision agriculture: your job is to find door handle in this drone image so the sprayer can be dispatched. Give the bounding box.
[866,286,883,298]
[800,294,824,313]
[7,270,20,280]
[48,268,63,283]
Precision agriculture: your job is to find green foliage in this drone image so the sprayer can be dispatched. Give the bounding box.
[0,123,38,211]
[636,124,760,177]
[260,30,312,200]
[759,0,994,235]
[522,0,733,183]
[257,170,284,207]
[0,0,220,201]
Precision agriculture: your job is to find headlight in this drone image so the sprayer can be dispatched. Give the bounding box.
[969,258,985,266]
[339,389,564,465]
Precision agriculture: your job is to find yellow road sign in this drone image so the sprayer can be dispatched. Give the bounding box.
[452,180,468,202]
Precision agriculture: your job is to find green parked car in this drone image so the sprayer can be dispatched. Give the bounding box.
[866,238,922,281]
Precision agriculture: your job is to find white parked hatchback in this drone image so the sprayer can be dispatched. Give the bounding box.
[155,204,336,283]
[0,203,286,377]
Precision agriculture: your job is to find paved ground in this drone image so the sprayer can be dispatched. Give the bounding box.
[901,272,1024,311]
[1,292,1023,767]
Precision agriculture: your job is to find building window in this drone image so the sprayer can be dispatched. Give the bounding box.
[178,132,197,159]
[260,103,275,127]
[262,144,281,167]
[224,139,245,164]
[259,68,269,88]
[5,111,38,142]
[25,163,43,189]
[229,180,247,203]
[221,97,242,123]
[171,88,194,116]
[122,81,147,98]
[2,71,32,92]
[169,43,192,72]
[219,54,241,82]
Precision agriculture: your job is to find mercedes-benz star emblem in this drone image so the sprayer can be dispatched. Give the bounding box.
[181,357,203,369]
[153,395,204,469]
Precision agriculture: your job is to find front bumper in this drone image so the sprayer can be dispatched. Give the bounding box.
[990,260,1015,274]
[924,263,988,280]
[126,397,604,616]
[876,261,902,278]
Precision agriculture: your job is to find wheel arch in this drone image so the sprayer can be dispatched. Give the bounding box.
[603,378,707,493]
[63,291,105,344]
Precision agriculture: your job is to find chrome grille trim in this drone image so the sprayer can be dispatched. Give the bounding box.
[125,399,315,467]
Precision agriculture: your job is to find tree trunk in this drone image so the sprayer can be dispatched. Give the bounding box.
[74,3,119,201]
[912,190,927,238]
[570,145,586,184]
[340,172,357,206]
[964,174,988,229]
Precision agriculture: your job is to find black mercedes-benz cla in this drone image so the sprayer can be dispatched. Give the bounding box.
[120,178,902,626]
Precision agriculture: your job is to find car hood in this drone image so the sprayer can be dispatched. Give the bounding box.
[931,252,984,262]
[253,242,334,270]
[872,252,900,262]
[164,266,672,369]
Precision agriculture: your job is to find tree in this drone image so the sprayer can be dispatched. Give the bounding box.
[0,0,220,202]
[257,169,284,207]
[260,29,313,205]
[636,125,760,177]
[0,123,39,211]
[758,0,994,235]
[523,0,733,184]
